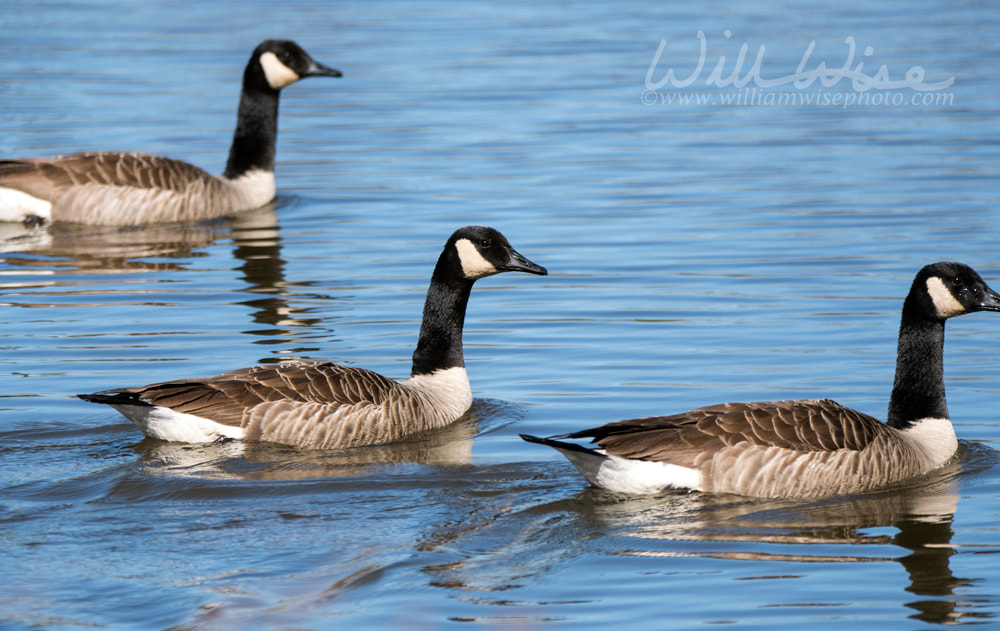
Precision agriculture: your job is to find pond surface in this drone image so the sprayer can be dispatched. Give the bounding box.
[2,1,1000,628]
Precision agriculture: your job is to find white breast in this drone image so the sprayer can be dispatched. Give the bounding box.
[403,366,473,420]
[898,416,958,469]
[224,169,276,210]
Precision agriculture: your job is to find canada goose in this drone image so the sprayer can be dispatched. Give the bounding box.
[522,262,1000,498]
[0,40,341,226]
[79,226,547,449]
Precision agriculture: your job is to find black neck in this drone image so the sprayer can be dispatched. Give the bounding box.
[410,256,474,376]
[223,84,280,179]
[886,301,948,429]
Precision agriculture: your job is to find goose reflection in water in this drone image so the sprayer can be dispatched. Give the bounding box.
[412,442,998,626]
[597,443,996,625]
[0,203,280,269]
[0,201,324,360]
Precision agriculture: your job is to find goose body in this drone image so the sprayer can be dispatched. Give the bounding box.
[0,40,341,226]
[522,262,1000,498]
[80,226,547,449]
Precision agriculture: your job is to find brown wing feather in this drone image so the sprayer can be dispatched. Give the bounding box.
[570,399,886,467]
[0,152,217,199]
[106,361,402,429]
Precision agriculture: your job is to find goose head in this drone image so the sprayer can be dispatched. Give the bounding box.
[911,261,1000,320]
[251,39,342,91]
[447,226,548,281]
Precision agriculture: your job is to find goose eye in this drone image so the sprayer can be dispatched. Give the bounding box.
[480,238,492,249]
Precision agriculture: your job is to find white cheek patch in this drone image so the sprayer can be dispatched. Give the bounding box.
[259,51,301,89]
[454,238,498,279]
[926,277,966,318]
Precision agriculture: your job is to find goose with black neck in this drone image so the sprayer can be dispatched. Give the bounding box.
[79,226,548,449]
[522,262,1000,498]
[0,39,341,225]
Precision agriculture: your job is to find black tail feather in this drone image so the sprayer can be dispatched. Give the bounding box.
[519,433,605,457]
[77,391,151,407]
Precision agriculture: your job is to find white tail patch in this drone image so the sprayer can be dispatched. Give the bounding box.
[0,186,51,222]
[259,51,301,89]
[110,403,245,443]
[454,238,498,279]
[557,447,703,495]
[926,276,965,318]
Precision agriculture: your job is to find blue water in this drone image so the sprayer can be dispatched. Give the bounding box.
[2,1,1000,628]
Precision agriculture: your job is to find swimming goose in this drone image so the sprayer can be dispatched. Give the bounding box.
[79,226,547,449]
[522,262,1000,498]
[0,40,341,226]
